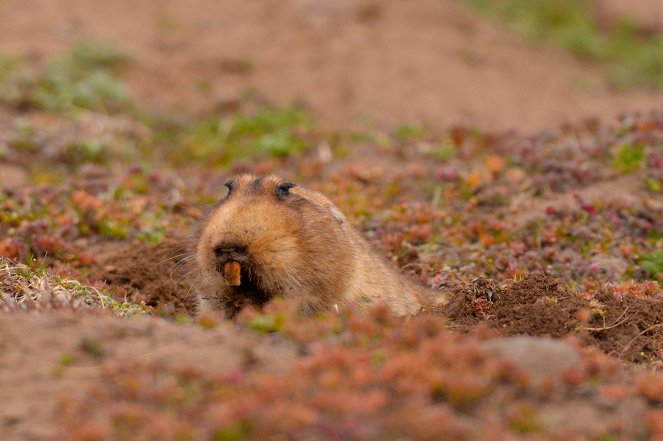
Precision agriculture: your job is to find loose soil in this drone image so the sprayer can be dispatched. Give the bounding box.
[445,273,663,364]
[88,245,663,366]
[83,236,663,368]
[89,238,196,315]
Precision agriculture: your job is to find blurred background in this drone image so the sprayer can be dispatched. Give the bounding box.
[1,0,661,133]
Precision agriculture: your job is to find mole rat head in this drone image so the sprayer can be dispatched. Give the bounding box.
[194,174,347,315]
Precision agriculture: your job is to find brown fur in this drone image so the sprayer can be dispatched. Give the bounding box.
[191,174,443,318]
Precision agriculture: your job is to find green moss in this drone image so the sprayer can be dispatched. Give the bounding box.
[645,177,662,193]
[0,53,26,105]
[97,219,130,239]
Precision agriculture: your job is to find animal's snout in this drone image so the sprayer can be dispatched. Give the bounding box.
[213,245,248,265]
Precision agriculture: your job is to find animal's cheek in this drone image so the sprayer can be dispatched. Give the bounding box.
[250,235,300,273]
[195,238,216,272]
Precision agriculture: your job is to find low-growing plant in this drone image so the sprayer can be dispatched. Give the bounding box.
[79,338,107,360]
[167,105,312,166]
[642,250,663,280]
[0,53,25,104]
[35,41,132,113]
[0,41,133,113]
[464,0,663,90]
[612,144,645,172]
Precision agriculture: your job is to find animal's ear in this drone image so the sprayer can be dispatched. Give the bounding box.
[293,185,346,225]
[328,206,345,225]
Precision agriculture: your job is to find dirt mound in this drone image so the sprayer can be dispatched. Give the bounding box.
[89,238,197,314]
[444,273,663,364]
[489,274,587,338]
[94,239,663,366]
[90,234,663,366]
[445,274,586,337]
[586,290,663,363]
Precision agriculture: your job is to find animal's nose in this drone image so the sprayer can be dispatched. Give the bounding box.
[213,245,248,264]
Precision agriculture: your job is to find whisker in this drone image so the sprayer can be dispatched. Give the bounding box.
[172,255,195,272]
[174,268,199,285]
[156,251,194,266]
[181,271,202,301]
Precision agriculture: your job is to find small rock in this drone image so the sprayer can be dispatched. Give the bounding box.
[481,336,580,381]
[588,255,628,279]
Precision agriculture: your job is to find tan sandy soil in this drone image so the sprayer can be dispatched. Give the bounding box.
[0,312,296,440]
[596,0,663,32]
[0,0,661,132]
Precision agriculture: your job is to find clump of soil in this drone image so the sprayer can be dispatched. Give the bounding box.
[489,274,587,338]
[585,290,663,363]
[444,276,507,328]
[89,238,197,314]
[443,273,663,364]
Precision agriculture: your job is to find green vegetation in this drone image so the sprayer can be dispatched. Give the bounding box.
[645,176,662,193]
[79,338,107,359]
[464,0,663,90]
[612,144,645,172]
[0,53,24,104]
[395,123,427,140]
[246,313,285,333]
[643,250,663,280]
[165,105,312,166]
[0,41,132,112]
[1,42,318,170]
[2,33,663,441]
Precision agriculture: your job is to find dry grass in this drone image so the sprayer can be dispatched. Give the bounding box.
[0,257,146,315]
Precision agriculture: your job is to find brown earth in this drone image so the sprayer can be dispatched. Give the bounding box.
[596,0,663,33]
[91,242,663,366]
[0,311,297,441]
[3,269,663,440]
[445,273,663,364]
[89,238,197,315]
[1,0,662,133]
[2,1,663,439]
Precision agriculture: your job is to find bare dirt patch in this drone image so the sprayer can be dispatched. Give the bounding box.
[1,0,661,132]
[0,311,297,441]
[596,0,663,33]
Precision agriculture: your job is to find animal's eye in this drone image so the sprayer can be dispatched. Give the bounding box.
[224,181,234,196]
[276,182,296,198]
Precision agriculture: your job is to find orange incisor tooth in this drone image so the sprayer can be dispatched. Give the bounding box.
[223,261,241,286]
